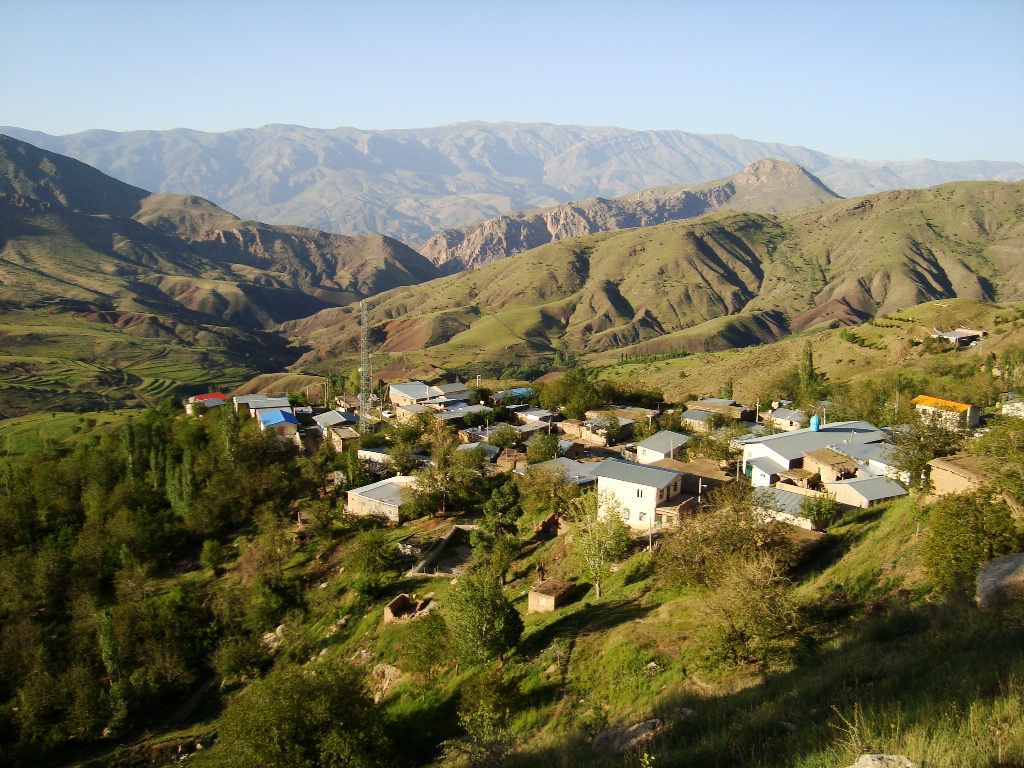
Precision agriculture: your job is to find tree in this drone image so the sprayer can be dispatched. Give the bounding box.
[516,465,581,524]
[566,492,631,599]
[597,414,621,446]
[489,424,519,451]
[445,573,523,665]
[893,409,964,490]
[479,479,521,539]
[924,489,1019,595]
[539,369,602,420]
[697,554,804,669]
[412,424,486,516]
[526,433,560,464]
[349,528,396,593]
[658,483,796,589]
[216,664,394,768]
[799,492,841,531]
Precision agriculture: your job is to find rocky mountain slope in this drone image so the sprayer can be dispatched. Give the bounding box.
[0,135,438,414]
[284,180,1024,372]
[420,159,841,274]
[4,122,1021,246]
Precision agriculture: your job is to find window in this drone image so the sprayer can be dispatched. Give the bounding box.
[637,489,643,498]
[639,511,646,522]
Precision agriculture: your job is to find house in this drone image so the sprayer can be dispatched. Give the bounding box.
[579,415,634,445]
[754,486,816,530]
[515,457,599,487]
[590,458,689,531]
[433,402,493,424]
[395,403,432,423]
[257,409,300,444]
[312,409,359,435]
[346,476,416,524]
[634,430,689,464]
[528,579,575,613]
[233,394,291,415]
[185,392,227,415]
[767,407,808,432]
[911,395,981,429]
[455,442,501,462]
[823,476,908,508]
[802,447,860,482]
[741,420,887,487]
[334,394,360,411]
[931,328,985,347]
[829,441,910,484]
[684,398,754,422]
[927,454,991,496]
[490,387,536,404]
[389,380,474,409]
[1001,397,1024,419]
[681,408,718,433]
[516,408,556,425]
[326,425,360,453]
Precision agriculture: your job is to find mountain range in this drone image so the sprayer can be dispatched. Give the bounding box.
[4,122,1022,247]
[421,158,842,274]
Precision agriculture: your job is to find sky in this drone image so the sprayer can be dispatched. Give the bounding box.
[1,0,1022,162]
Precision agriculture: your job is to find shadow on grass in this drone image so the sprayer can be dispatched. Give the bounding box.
[518,596,656,659]
[506,599,1024,767]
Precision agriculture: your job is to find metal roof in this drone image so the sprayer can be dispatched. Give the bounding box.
[742,421,886,461]
[456,442,500,460]
[830,441,897,466]
[589,458,682,489]
[681,409,715,422]
[258,409,299,426]
[390,381,432,401]
[825,476,908,503]
[911,395,972,412]
[349,476,416,507]
[755,487,808,519]
[698,398,738,406]
[516,457,598,486]
[747,456,786,476]
[237,395,291,410]
[313,410,358,428]
[637,430,690,454]
[770,407,807,422]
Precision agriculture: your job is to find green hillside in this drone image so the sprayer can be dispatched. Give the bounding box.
[286,181,1024,376]
[0,135,440,416]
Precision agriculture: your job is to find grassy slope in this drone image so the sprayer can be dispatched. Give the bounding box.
[286,181,1024,375]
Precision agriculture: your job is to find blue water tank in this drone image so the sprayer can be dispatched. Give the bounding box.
[809,414,821,431]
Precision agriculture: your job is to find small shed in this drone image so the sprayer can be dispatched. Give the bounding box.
[528,579,575,613]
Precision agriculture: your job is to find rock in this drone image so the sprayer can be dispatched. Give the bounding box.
[845,756,917,768]
[780,721,797,732]
[976,552,1024,608]
[591,726,627,753]
[371,662,403,702]
[672,707,694,719]
[616,719,662,751]
[261,624,285,653]
[319,582,328,589]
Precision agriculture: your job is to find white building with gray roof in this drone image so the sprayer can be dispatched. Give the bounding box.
[346,476,417,524]
[634,430,689,464]
[589,459,688,531]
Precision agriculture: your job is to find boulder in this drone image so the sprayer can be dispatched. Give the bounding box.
[976,552,1024,608]
[845,756,917,768]
[592,719,662,753]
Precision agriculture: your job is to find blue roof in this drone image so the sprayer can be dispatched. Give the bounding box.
[258,409,298,426]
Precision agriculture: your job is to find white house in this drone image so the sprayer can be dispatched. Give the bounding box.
[741,420,887,487]
[257,409,300,445]
[823,476,908,509]
[346,476,417,524]
[589,459,687,531]
[911,395,981,429]
[233,394,291,415]
[766,407,808,431]
[634,430,689,464]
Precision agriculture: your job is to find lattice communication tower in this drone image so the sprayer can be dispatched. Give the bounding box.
[358,301,373,432]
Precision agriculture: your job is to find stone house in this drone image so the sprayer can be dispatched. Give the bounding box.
[911,395,981,429]
[528,579,575,613]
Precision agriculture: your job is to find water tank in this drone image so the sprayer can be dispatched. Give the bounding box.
[809,414,821,432]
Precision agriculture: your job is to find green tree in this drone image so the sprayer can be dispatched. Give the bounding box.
[924,489,1019,594]
[411,423,485,515]
[539,369,602,420]
[658,483,795,589]
[526,432,560,464]
[445,573,523,665]
[349,528,395,593]
[893,410,964,490]
[489,424,519,451]
[516,465,581,524]
[566,491,631,599]
[597,414,621,445]
[216,664,394,768]
[799,492,841,531]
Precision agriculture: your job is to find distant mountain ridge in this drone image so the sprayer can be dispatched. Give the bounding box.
[421,159,841,274]
[4,122,1021,247]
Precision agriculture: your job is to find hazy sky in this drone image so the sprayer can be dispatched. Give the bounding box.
[2,0,1022,162]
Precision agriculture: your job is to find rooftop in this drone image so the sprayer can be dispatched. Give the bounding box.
[390,381,433,401]
[313,410,359,428]
[636,430,690,454]
[258,409,299,427]
[911,395,973,412]
[590,458,682,489]
[770,407,807,422]
[755,486,809,519]
[516,457,599,486]
[531,578,575,598]
[349,476,416,507]
[742,420,886,461]
[824,476,908,503]
[681,409,716,422]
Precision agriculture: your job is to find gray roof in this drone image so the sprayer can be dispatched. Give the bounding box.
[747,456,786,476]
[236,395,291,410]
[456,442,501,460]
[770,407,807,423]
[830,441,897,466]
[349,477,415,507]
[590,458,682,489]
[517,457,599,486]
[313,410,359,428]
[825,476,908,503]
[681,409,716,422]
[698,398,738,406]
[742,420,886,462]
[755,487,809,519]
[637,430,690,454]
[390,381,432,401]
